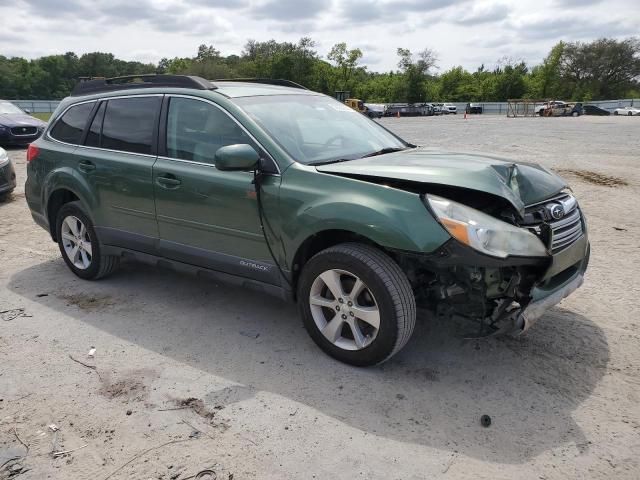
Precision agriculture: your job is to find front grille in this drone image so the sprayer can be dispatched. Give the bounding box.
[11,126,37,136]
[522,193,585,254]
[550,208,583,253]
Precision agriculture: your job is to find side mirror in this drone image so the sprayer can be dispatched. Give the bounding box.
[214,144,259,172]
[24,109,31,114]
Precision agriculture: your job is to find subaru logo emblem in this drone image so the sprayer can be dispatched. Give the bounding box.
[549,204,565,220]
[22,127,26,132]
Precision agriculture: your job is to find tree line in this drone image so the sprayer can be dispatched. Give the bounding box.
[1,37,638,102]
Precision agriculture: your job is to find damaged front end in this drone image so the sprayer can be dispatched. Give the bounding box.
[394,191,590,337]
[395,241,547,336]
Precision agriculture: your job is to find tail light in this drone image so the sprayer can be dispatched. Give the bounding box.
[27,144,40,163]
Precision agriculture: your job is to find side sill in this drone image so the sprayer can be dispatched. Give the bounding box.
[101,245,294,303]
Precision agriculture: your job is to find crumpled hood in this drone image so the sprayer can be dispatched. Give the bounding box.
[316,148,567,215]
[0,114,45,128]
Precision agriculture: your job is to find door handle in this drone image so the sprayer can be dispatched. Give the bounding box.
[156,174,182,188]
[78,160,96,173]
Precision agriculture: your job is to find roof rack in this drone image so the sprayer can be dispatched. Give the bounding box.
[70,74,215,97]
[211,78,308,90]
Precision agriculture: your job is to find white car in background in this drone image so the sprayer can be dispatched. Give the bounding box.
[442,104,457,114]
[613,106,640,116]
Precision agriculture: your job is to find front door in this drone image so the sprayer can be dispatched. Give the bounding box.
[153,96,280,285]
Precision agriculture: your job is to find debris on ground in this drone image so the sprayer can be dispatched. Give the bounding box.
[613,226,627,231]
[174,398,217,422]
[480,414,492,427]
[48,424,59,432]
[52,444,88,457]
[88,347,96,358]
[1,308,31,322]
[68,354,97,370]
[99,374,148,402]
[0,446,28,477]
[239,330,260,339]
[59,293,113,312]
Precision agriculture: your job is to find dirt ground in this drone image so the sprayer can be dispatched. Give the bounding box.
[1,115,639,480]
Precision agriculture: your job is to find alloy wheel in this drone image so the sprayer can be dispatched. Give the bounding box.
[309,269,380,351]
[61,215,92,270]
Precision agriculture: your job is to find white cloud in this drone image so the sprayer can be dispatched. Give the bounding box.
[1,0,638,71]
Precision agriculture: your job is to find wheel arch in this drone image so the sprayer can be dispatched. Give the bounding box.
[290,229,390,294]
[43,168,97,241]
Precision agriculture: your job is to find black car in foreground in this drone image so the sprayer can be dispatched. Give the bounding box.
[0,100,47,146]
[0,147,16,200]
[583,105,611,116]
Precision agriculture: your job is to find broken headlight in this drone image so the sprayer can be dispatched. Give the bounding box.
[426,194,548,258]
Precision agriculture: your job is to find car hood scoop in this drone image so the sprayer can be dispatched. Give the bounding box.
[315,148,567,215]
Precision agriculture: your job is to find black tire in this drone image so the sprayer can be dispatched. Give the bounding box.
[538,109,545,116]
[56,201,119,280]
[614,111,618,115]
[297,243,416,366]
[628,111,633,116]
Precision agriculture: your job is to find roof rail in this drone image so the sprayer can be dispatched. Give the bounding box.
[70,74,215,97]
[211,78,308,90]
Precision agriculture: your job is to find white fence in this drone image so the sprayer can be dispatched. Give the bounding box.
[8,98,639,116]
[11,100,61,113]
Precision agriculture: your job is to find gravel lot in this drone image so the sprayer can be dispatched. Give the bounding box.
[1,115,639,479]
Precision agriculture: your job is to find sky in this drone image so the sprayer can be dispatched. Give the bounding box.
[0,0,638,72]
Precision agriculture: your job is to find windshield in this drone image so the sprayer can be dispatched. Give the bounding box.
[234,94,409,165]
[0,102,24,115]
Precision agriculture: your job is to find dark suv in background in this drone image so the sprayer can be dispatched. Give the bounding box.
[25,75,589,366]
[0,100,47,146]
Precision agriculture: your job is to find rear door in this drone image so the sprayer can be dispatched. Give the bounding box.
[77,95,162,252]
[152,95,280,284]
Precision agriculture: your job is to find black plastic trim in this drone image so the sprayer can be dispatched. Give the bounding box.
[100,245,292,302]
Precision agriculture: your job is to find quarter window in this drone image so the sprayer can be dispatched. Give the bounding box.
[101,97,161,154]
[166,97,252,163]
[50,102,94,144]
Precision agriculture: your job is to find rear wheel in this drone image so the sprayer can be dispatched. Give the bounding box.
[298,243,416,366]
[56,201,119,280]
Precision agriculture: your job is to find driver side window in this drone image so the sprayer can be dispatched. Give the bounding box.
[166,97,252,164]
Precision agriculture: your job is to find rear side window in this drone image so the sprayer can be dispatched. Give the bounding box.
[101,97,161,154]
[50,102,94,144]
[85,101,106,147]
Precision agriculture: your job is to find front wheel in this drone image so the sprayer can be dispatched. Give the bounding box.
[614,111,618,115]
[298,243,416,366]
[56,201,119,280]
[628,111,633,116]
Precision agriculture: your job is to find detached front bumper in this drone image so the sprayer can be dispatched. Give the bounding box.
[514,240,589,332]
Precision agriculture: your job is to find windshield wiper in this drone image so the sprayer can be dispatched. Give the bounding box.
[308,158,357,166]
[360,146,412,158]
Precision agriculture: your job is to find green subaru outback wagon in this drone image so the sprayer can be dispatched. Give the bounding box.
[25,75,589,366]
